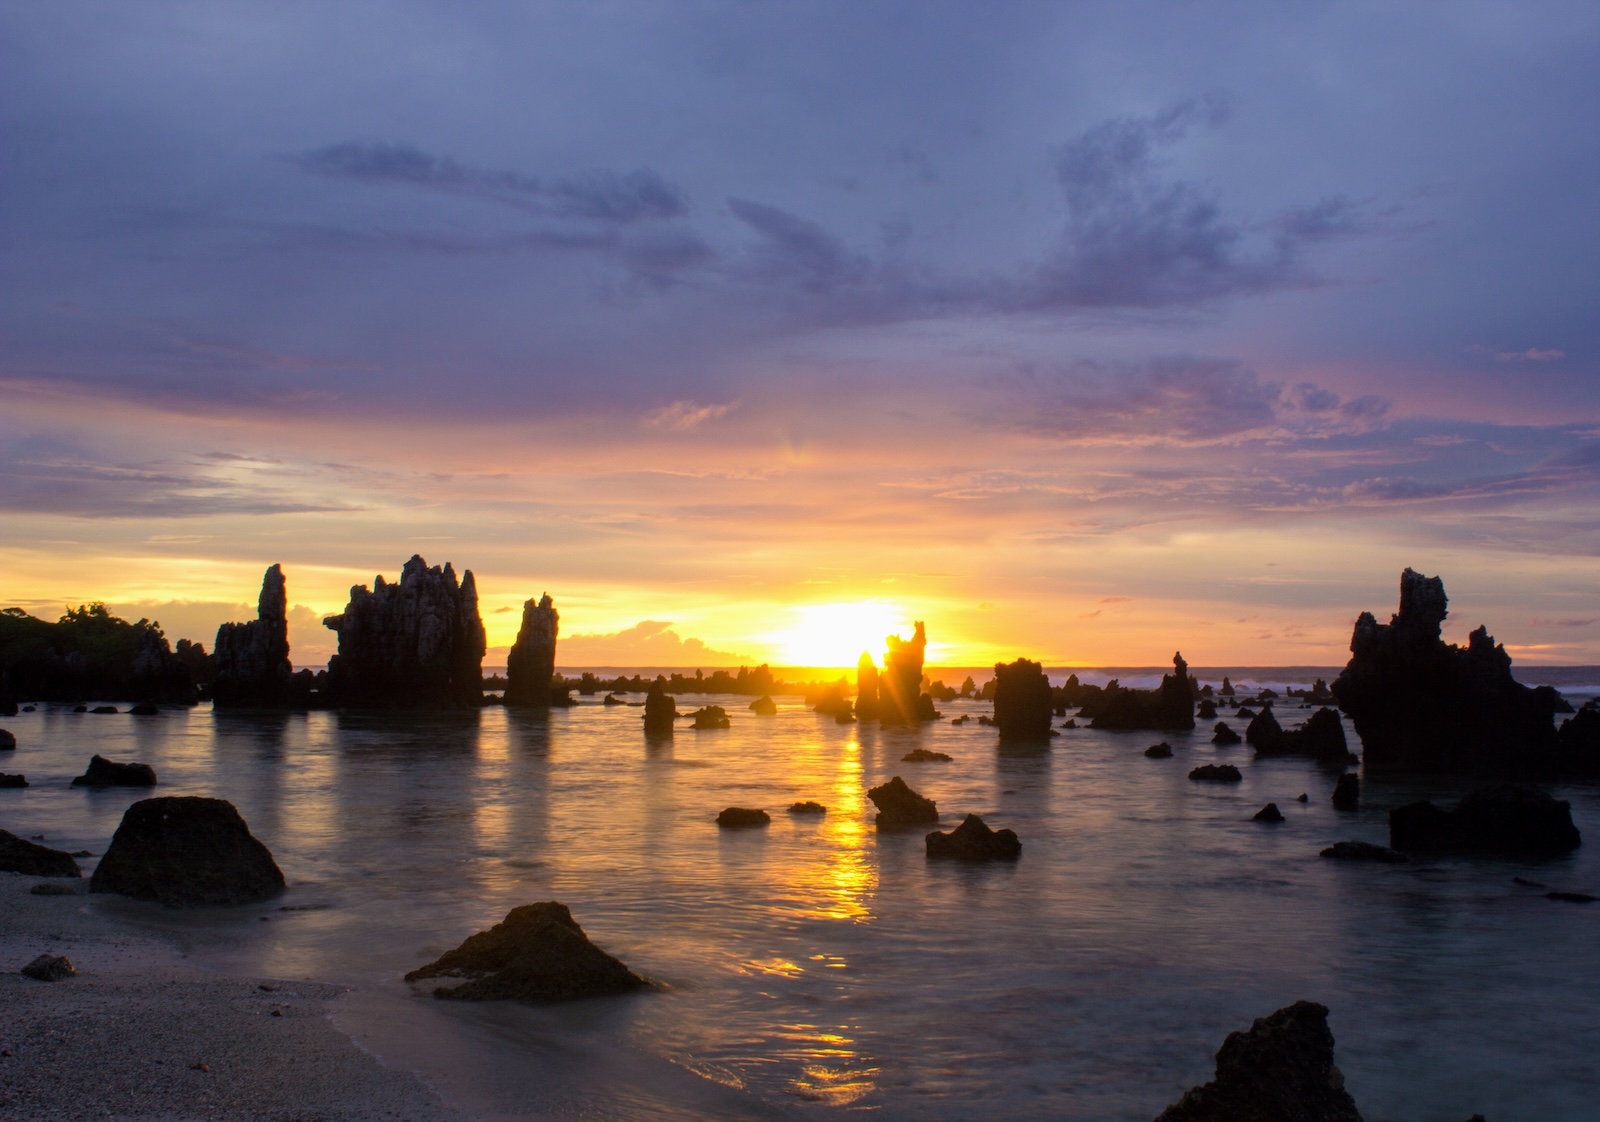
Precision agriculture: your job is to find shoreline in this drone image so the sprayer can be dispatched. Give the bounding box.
[0,875,464,1122]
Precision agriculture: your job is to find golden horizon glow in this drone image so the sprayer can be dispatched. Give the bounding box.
[762,601,914,671]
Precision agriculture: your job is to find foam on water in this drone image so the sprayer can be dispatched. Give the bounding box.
[3,695,1597,1119]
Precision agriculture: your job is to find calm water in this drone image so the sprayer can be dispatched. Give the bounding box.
[4,690,1598,1120]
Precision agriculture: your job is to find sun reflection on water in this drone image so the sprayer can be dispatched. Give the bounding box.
[785,728,879,922]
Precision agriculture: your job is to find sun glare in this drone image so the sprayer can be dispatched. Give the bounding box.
[768,602,911,669]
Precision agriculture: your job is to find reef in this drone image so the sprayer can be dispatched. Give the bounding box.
[505,593,561,707]
[925,814,1021,861]
[405,902,649,1003]
[91,796,285,907]
[992,658,1054,742]
[1332,568,1586,777]
[1154,1000,1363,1122]
[1085,652,1195,732]
[212,564,306,709]
[1389,784,1581,859]
[322,555,486,709]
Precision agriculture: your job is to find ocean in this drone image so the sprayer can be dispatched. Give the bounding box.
[4,676,1598,1120]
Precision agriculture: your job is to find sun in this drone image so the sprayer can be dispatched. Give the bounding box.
[767,601,912,670]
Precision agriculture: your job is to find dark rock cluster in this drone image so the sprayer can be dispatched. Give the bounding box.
[212,564,305,709]
[867,776,938,830]
[1389,784,1581,859]
[1251,707,1356,766]
[687,705,731,729]
[1085,652,1196,732]
[992,657,1054,742]
[925,814,1021,861]
[71,754,157,788]
[1332,568,1588,777]
[405,902,650,1003]
[788,801,826,815]
[90,796,285,907]
[716,807,769,828]
[1212,722,1241,745]
[1189,764,1242,783]
[505,593,560,707]
[322,555,486,709]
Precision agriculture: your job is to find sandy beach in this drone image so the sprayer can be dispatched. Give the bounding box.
[0,874,463,1122]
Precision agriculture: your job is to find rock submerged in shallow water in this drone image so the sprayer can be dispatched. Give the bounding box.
[1196,699,1217,720]
[1321,841,1408,864]
[70,754,157,788]
[992,657,1054,742]
[91,796,285,906]
[1153,1000,1363,1122]
[687,705,730,729]
[1253,803,1284,823]
[1389,784,1580,858]
[0,773,27,788]
[643,680,678,735]
[1145,742,1173,758]
[0,830,81,877]
[1189,765,1242,783]
[716,807,769,828]
[1212,722,1241,746]
[749,695,777,716]
[925,814,1021,861]
[867,776,938,830]
[406,901,649,1003]
[788,801,826,815]
[902,747,952,762]
[504,593,559,707]
[1332,773,1360,811]
[21,954,75,982]
[0,729,16,751]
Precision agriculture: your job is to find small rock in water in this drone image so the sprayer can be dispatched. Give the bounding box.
[128,702,160,716]
[405,901,650,1003]
[0,773,27,788]
[1211,722,1241,746]
[71,754,157,787]
[925,814,1021,861]
[21,954,75,982]
[748,695,777,716]
[867,776,938,830]
[0,831,81,878]
[1252,803,1285,823]
[1188,764,1242,783]
[1153,1000,1362,1122]
[1320,841,1408,863]
[91,706,118,715]
[686,705,730,729]
[1060,718,1077,729]
[1547,891,1597,903]
[1332,773,1360,811]
[0,729,15,751]
[1144,742,1173,758]
[902,748,952,762]
[787,801,826,815]
[1296,793,1309,803]
[715,807,770,828]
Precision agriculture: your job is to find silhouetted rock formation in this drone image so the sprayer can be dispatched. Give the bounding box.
[1253,803,1285,823]
[1321,841,1407,864]
[322,555,486,709]
[687,705,730,729]
[1218,677,1235,697]
[0,729,14,751]
[212,564,300,709]
[1087,652,1195,731]
[716,807,769,828]
[1558,701,1600,765]
[788,801,826,815]
[876,622,939,724]
[405,902,649,1003]
[1389,785,1580,858]
[1332,773,1360,811]
[993,658,1054,742]
[505,593,560,706]
[1145,742,1173,758]
[1153,1000,1362,1122]
[1212,722,1241,745]
[71,754,156,788]
[925,814,1021,861]
[1290,678,1335,705]
[21,954,75,982]
[854,653,880,721]
[1254,707,1355,766]
[1189,764,1242,783]
[1196,699,1217,719]
[749,695,777,715]
[91,797,284,906]
[811,681,854,720]
[0,830,81,877]
[1235,707,1257,720]
[1245,704,1282,751]
[0,773,26,787]
[902,747,952,762]
[1332,568,1582,777]
[643,681,677,735]
[867,776,938,830]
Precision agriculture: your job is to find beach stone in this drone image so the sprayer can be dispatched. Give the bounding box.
[0,729,14,750]
[1189,765,1242,783]
[128,702,160,716]
[1253,803,1285,823]
[716,807,770,828]
[1321,841,1408,864]
[1145,742,1173,758]
[1332,773,1360,811]
[1154,1000,1362,1122]
[0,773,28,788]
[643,681,677,735]
[0,830,81,877]
[29,882,79,895]
[867,775,938,830]
[405,901,649,1003]
[21,954,75,982]
[902,747,952,762]
[1389,784,1580,858]
[925,814,1021,861]
[91,796,285,906]
[788,801,827,815]
[70,754,157,788]
[1212,722,1241,746]
[749,695,777,715]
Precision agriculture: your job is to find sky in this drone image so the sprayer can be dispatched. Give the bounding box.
[3,2,1599,670]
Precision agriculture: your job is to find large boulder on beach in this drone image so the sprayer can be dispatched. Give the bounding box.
[1154,1000,1363,1122]
[504,593,560,706]
[1332,568,1579,777]
[993,657,1054,742]
[405,901,649,1002]
[0,830,81,877]
[90,796,285,906]
[925,814,1021,860]
[867,775,938,830]
[70,754,157,787]
[1389,785,1580,858]
[643,680,677,735]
